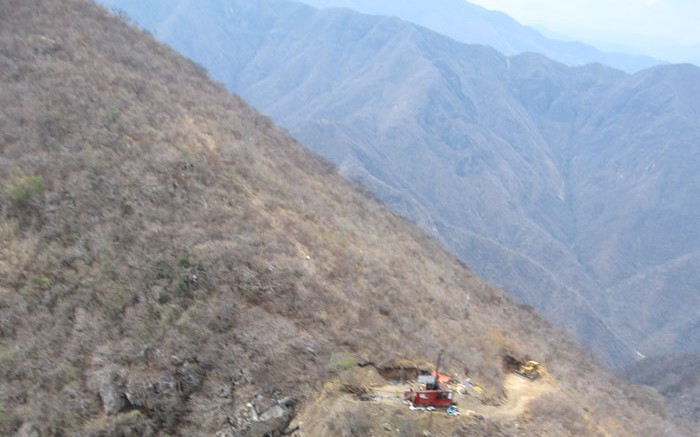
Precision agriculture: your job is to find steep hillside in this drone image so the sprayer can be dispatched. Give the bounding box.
[0,0,693,436]
[98,0,700,370]
[619,354,700,425]
[296,0,662,73]
[97,0,631,369]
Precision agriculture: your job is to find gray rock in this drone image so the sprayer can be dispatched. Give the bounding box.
[152,377,178,396]
[243,405,292,437]
[94,370,127,415]
[258,405,288,423]
[252,395,275,416]
[124,375,178,411]
[32,35,60,54]
[175,365,202,398]
[277,396,297,408]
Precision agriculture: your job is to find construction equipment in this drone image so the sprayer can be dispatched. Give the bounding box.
[403,350,454,408]
[516,360,541,380]
[404,375,454,407]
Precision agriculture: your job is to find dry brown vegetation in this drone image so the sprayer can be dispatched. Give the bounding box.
[0,0,693,435]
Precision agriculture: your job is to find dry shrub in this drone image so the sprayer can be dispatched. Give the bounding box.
[529,393,588,436]
[0,1,693,436]
[338,365,384,396]
[341,411,372,437]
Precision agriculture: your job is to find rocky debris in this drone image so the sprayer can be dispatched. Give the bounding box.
[252,393,275,416]
[252,405,291,433]
[219,396,295,437]
[175,362,203,398]
[277,396,297,409]
[233,402,259,426]
[32,35,60,54]
[90,369,128,415]
[87,359,204,433]
[228,368,253,386]
[217,385,233,399]
[124,375,178,411]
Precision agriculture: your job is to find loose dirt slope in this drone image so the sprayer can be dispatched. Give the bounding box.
[479,374,554,420]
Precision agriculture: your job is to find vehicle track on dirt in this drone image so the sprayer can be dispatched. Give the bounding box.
[474,374,554,420]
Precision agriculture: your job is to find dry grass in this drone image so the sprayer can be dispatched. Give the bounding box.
[0,0,692,435]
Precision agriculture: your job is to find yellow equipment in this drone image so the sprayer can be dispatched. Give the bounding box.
[516,361,541,380]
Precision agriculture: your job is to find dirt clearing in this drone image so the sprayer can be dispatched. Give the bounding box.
[291,370,556,435]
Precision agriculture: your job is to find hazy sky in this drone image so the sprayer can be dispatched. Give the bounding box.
[468,0,700,46]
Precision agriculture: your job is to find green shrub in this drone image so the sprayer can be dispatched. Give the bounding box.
[155,260,173,280]
[177,252,192,269]
[104,105,120,124]
[31,274,53,290]
[7,175,46,207]
[0,347,16,370]
[327,352,357,375]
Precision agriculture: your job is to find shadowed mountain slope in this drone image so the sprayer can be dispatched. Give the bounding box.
[97,0,700,370]
[0,0,695,434]
[619,353,700,425]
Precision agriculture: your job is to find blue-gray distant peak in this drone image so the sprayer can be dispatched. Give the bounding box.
[298,0,664,73]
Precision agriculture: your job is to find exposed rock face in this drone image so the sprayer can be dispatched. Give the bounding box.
[218,397,295,437]
[123,375,178,412]
[91,370,128,416]
[245,404,293,436]
[87,362,203,432]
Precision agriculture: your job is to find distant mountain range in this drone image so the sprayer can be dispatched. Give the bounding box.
[98,0,700,370]
[296,0,664,73]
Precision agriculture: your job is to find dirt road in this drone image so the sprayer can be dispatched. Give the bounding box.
[292,373,555,435]
[474,374,554,420]
[371,373,554,421]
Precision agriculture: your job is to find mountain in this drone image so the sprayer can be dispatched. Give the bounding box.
[295,0,664,73]
[1,0,696,435]
[619,354,700,425]
[97,0,700,372]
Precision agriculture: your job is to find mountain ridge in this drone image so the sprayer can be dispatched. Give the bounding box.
[1,0,696,434]
[96,0,700,371]
[295,0,665,73]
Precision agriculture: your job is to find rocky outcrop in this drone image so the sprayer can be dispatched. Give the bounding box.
[88,360,204,433]
[217,396,296,437]
[90,369,128,416]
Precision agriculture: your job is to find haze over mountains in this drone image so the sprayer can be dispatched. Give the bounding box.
[3,0,695,435]
[296,0,664,73]
[100,0,700,370]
